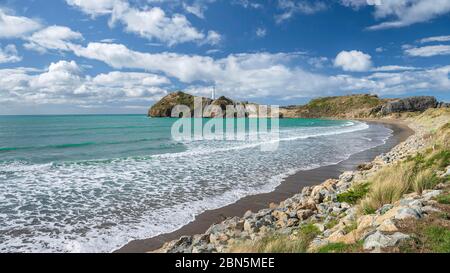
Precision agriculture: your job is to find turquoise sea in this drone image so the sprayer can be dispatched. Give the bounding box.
[0,115,392,252]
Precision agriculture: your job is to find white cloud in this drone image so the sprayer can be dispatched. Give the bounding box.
[368,0,450,30]
[256,27,267,38]
[205,31,222,45]
[0,44,22,63]
[0,8,42,38]
[2,53,449,109]
[66,0,119,16]
[334,50,372,72]
[67,0,221,46]
[233,0,263,9]
[420,35,450,43]
[375,47,384,53]
[24,26,83,53]
[405,45,450,57]
[276,0,327,23]
[64,41,450,100]
[339,0,368,9]
[307,56,328,69]
[183,3,206,19]
[372,65,418,72]
[182,0,217,19]
[0,60,170,106]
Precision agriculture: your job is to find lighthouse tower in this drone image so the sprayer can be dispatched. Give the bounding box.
[211,86,216,100]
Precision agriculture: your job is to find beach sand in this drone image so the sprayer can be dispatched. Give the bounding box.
[116,120,413,253]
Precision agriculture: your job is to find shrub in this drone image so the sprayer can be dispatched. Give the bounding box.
[336,183,370,204]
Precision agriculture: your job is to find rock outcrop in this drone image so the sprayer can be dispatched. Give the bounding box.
[148,91,279,118]
[380,96,439,115]
[148,91,210,117]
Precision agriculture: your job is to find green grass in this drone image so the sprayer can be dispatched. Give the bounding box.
[317,241,363,253]
[424,226,450,253]
[337,183,370,204]
[343,222,358,234]
[436,193,450,205]
[324,219,339,230]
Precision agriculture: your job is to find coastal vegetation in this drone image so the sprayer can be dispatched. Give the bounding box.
[360,111,449,214]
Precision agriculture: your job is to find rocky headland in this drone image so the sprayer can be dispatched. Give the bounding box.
[148,91,448,119]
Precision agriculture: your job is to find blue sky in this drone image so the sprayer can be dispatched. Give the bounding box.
[0,0,450,114]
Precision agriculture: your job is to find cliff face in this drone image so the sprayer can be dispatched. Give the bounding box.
[380,96,438,115]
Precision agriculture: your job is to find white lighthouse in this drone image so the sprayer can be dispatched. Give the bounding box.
[211,85,216,100]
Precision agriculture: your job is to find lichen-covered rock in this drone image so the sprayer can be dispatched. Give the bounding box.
[394,207,422,220]
[363,231,410,250]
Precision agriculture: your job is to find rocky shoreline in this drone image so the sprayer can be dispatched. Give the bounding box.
[153,110,450,253]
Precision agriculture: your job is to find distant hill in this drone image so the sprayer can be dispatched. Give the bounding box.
[279,94,387,118]
[148,92,447,118]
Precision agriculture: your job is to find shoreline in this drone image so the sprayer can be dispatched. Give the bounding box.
[116,120,413,253]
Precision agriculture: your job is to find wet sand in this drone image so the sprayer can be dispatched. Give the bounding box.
[116,120,413,253]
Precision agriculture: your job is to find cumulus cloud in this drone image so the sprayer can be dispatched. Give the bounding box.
[334,50,372,72]
[0,44,22,63]
[66,0,221,46]
[405,45,450,57]
[55,41,450,100]
[23,26,83,53]
[276,0,327,23]
[0,60,169,106]
[367,0,450,30]
[0,8,42,38]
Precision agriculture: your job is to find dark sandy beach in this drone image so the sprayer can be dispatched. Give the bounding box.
[116,120,413,253]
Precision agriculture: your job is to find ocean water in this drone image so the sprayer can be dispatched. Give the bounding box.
[0,115,392,252]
